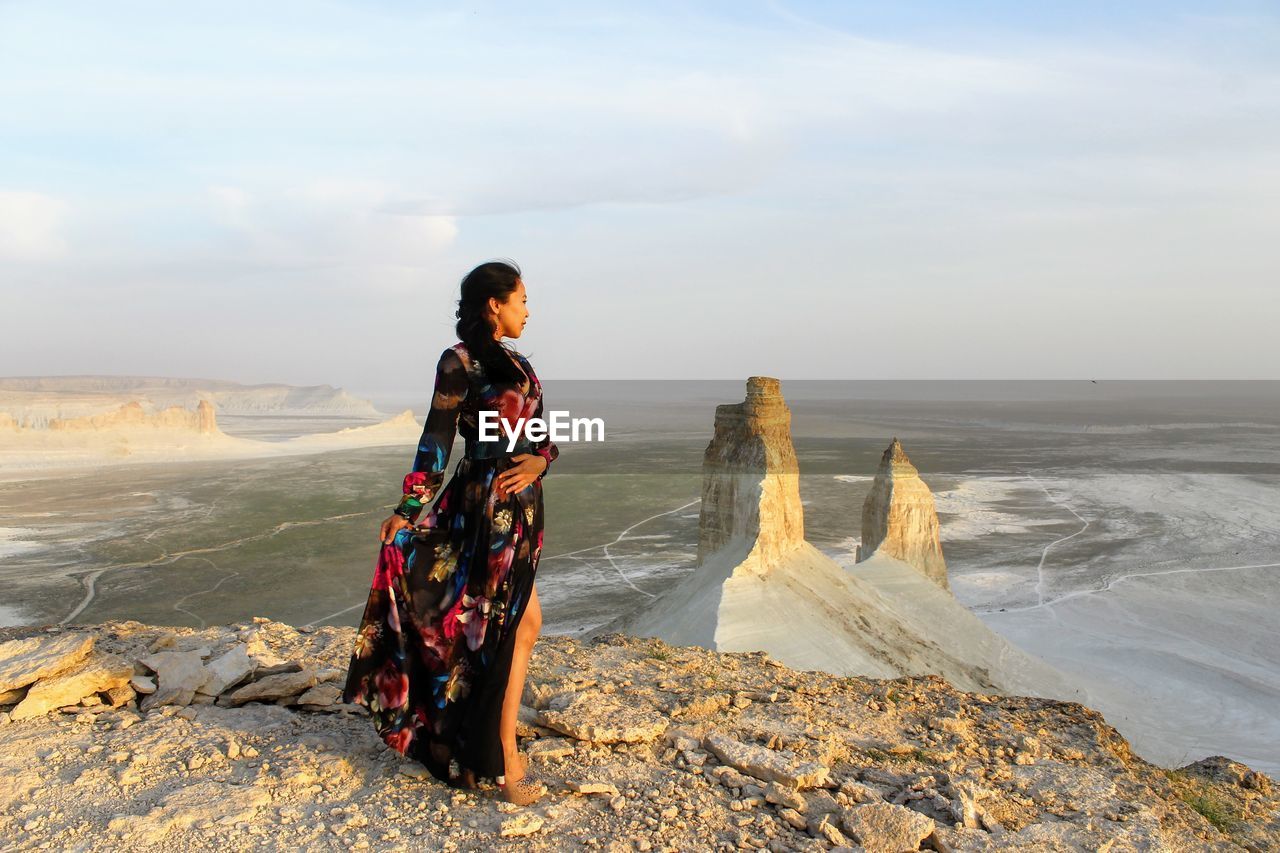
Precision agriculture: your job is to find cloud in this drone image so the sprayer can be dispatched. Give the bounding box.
[0,190,68,260]
[206,180,459,275]
[2,2,1278,379]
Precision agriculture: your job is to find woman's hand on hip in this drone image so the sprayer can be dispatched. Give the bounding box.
[380,514,411,544]
[496,454,547,497]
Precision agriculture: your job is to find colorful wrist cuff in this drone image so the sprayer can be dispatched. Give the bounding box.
[394,494,422,519]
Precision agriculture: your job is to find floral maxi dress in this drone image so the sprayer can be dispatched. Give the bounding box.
[341,341,559,787]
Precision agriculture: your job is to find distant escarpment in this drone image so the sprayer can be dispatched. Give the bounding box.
[44,399,220,434]
[0,375,384,424]
[0,399,222,436]
[0,394,264,473]
[0,381,419,474]
[0,619,1275,851]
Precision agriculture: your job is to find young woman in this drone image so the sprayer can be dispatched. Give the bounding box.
[341,259,558,806]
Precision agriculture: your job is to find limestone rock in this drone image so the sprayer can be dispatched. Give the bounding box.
[526,737,576,760]
[1010,760,1118,809]
[314,666,344,683]
[806,812,851,846]
[223,669,319,706]
[242,634,286,668]
[567,780,619,797]
[48,400,220,434]
[196,644,255,696]
[139,649,209,695]
[696,376,805,570]
[839,778,883,805]
[764,781,806,810]
[711,765,756,790]
[11,652,133,720]
[105,781,270,842]
[195,399,217,433]
[499,812,544,837]
[254,660,303,678]
[140,685,195,712]
[0,633,96,693]
[858,437,950,591]
[535,691,668,743]
[702,732,830,789]
[1180,754,1273,795]
[297,682,342,707]
[102,684,135,708]
[839,801,937,851]
[594,386,1081,704]
[0,620,1278,851]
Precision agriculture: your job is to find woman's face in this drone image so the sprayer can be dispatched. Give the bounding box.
[491,279,529,340]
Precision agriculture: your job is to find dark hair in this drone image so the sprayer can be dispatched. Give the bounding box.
[455,259,527,387]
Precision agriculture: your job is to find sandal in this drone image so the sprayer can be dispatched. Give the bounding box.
[498,772,546,806]
[498,754,546,805]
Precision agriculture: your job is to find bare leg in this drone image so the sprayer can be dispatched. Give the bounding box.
[498,582,541,782]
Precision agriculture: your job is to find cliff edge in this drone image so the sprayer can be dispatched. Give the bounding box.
[1,619,1275,851]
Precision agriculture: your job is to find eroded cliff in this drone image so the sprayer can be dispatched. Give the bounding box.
[0,619,1275,851]
[858,437,951,592]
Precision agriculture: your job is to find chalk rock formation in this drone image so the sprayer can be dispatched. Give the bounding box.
[1,619,1276,851]
[858,437,950,592]
[46,400,220,434]
[696,376,804,573]
[596,380,1082,703]
[285,408,422,450]
[0,389,413,474]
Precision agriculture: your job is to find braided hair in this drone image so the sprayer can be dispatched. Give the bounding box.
[454,259,527,387]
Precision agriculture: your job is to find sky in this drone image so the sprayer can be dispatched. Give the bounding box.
[1,0,1278,390]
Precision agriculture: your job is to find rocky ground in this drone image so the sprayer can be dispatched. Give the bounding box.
[0,618,1276,852]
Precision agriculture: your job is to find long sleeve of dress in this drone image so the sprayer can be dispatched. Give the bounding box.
[532,390,559,480]
[395,348,468,523]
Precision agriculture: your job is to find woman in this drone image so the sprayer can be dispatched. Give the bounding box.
[341,259,558,806]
